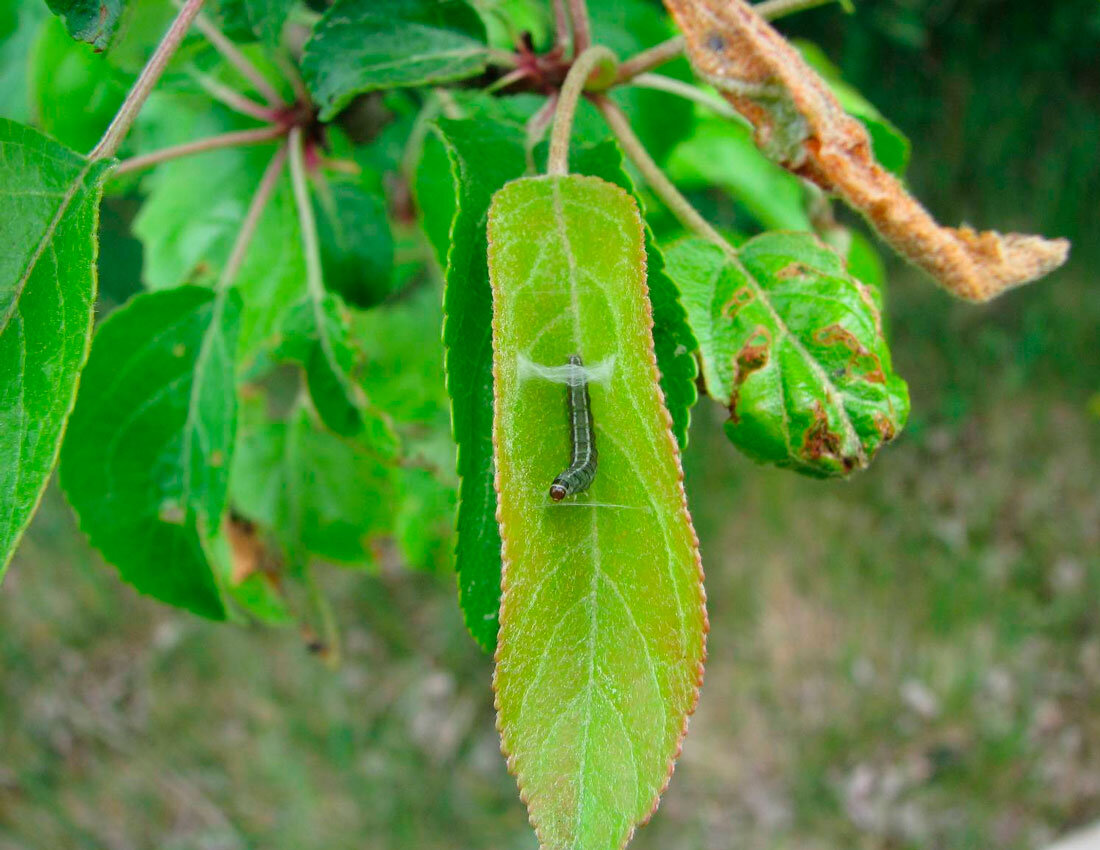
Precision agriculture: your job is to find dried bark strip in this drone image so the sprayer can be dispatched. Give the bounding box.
[663,0,1070,301]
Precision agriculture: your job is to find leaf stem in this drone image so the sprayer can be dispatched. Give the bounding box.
[287,127,324,302]
[614,37,684,84]
[190,10,286,106]
[89,0,207,161]
[546,46,616,176]
[189,69,281,123]
[628,73,746,123]
[568,0,592,54]
[113,125,288,176]
[593,95,724,245]
[218,144,289,289]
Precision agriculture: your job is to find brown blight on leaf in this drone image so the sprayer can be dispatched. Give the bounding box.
[662,0,1070,301]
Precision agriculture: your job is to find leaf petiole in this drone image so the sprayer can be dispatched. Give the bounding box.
[546,45,617,176]
[627,73,747,123]
[218,144,289,290]
[113,125,288,176]
[188,8,286,106]
[188,69,283,123]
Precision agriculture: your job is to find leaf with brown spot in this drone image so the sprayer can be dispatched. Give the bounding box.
[662,0,1069,301]
[665,232,908,477]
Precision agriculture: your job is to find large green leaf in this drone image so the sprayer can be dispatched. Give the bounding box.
[231,401,398,568]
[60,286,241,618]
[0,120,112,576]
[489,175,706,850]
[571,141,698,448]
[430,108,528,651]
[45,0,124,50]
[301,0,490,121]
[665,233,909,477]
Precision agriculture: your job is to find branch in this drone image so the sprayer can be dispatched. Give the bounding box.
[593,95,724,246]
[568,0,592,55]
[627,73,745,122]
[190,10,285,106]
[90,0,207,161]
[114,125,287,176]
[546,46,617,176]
[218,144,289,289]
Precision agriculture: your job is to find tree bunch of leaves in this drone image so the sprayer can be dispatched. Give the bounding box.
[0,0,1068,846]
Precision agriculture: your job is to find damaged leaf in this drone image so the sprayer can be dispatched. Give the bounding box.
[663,0,1069,301]
[665,232,909,477]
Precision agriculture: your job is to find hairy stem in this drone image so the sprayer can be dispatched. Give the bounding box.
[218,144,289,289]
[594,95,725,245]
[547,46,617,176]
[114,125,287,176]
[189,69,281,122]
[191,10,285,106]
[568,0,592,55]
[525,93,558,173]
[628,73,746,123]
[90,0,207,161]
[615,37,685,83]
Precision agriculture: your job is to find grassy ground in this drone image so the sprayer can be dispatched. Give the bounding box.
[1,257,1098,849]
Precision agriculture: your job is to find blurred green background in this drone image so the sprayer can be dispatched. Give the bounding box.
[2,1,1099,848]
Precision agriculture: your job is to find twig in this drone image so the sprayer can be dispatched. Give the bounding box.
[755,0,847,20]
[189,69,280,122]
[547,46,616,176]
[90,0,207,160]
[218,144,288,289]
[190,10,285,106]
[593,95,724,245]
[614,36,685,83]
[485,66,531,94]
[114,125,287,176]
[553,0,571,51]
[628,73,747,123]
[568,0,592,55]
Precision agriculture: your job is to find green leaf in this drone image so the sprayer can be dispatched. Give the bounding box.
[796,40,911,176]
[665,233,909,477]
[231,401,398,567]
[667,116,812,232]
[571,140,699,448]
[0,120,111,576]
[60,286,242,618]
[45,0,124,50]
[301,0,490,121]
[313,173,395,309]
[431,108,528,651]
[0,1,49,123]
[30,16,128,153]
[489,175,706,850]
[275,291,400,452]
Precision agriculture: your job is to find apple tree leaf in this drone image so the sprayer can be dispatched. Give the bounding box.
[489,175,707,850]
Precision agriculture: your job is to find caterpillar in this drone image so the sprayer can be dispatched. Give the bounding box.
[549,354,598,501]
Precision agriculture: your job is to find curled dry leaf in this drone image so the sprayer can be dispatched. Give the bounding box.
[662,0,1070,301]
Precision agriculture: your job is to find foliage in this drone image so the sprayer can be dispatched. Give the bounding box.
[0,0,1070,847]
